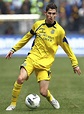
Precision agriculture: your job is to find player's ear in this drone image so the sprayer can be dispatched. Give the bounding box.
[43,10,47,16]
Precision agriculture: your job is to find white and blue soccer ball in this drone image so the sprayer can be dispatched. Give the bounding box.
[25,94,40,109]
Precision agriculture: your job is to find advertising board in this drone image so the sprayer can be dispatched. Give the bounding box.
[0,34,84,56]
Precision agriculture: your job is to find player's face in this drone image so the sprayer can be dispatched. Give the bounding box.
[45,8,57,24]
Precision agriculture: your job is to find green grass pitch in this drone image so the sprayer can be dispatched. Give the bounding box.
[0,56,84,114]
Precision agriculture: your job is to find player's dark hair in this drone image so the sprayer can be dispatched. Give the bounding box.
[46,3,57,12]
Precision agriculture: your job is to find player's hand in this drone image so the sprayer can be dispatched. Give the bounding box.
[5,51,14,59]
[73,66,81,75]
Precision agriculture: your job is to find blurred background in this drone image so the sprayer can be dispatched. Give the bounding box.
[0,0,84,56]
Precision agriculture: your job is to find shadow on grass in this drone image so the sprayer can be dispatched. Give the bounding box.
[16,107,55,112]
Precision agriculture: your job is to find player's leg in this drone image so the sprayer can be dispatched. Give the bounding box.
[35,69,60,109]
[6,57,34,111]
[39,80,60,109]
[39,80,51,98]
[11,67,28,105]
[6,67,28,111]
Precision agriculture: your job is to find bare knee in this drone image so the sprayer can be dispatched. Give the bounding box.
[17,75,25,84]
[39,80,49,97]
[40,88,47,97]
[17,67,28,84]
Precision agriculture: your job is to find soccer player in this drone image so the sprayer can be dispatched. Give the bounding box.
[5,3,81,111]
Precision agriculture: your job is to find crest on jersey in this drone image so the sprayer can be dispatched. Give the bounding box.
[51,29,55,34]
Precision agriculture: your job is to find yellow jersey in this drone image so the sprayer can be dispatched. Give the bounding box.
[12,19,78,69]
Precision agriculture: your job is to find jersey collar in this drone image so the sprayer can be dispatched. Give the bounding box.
[45,20,56,27]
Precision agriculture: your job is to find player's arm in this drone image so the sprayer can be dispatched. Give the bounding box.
[5,30,34,59]
[5,21,37,59]
[58,31,81,75]
[13,31,33,51]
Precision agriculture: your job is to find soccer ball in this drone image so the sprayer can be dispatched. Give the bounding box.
[25,94,40,109]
